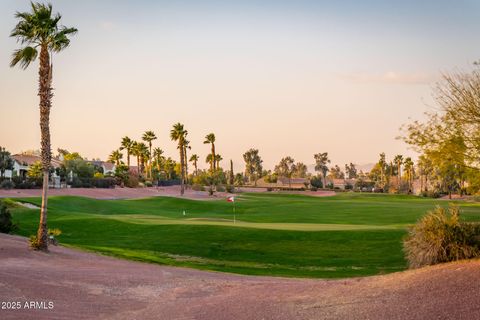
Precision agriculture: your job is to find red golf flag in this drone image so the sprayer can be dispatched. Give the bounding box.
[227,196,235,202]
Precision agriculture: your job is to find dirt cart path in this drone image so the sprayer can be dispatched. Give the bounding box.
[0,234,479,320]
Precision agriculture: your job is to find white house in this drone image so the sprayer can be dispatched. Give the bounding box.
[4,154,63,188]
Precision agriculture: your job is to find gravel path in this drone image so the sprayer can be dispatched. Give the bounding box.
[1,234,479,320]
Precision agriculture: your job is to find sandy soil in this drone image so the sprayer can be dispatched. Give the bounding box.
[0,234,479,320]
[0,186,335,200]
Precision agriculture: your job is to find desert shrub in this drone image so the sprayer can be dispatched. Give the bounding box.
[0,180,15,190]
[420,190,441,198]
[226,185,235,193]
[192,184,203,191]
[0,201,17,233]
[216,185,226,192]
[145,180,153,187]
[310,186,318,191]
[29,235,41,249]
[403,206,480,269]
[344,183,353,190]
[125,175,139,188]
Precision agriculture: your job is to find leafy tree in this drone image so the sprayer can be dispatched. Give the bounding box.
[120,136,134,167]
[0,147,14,178]
[274,156,295,187]
[10,2,77,250]
[292,162,308,178]
[203,133,216,172]
[27,161,43,179]
[243,148,263,186]
[170,123,187,195]
[64,152,82,161]
[234,173,245,186]
[142,130,157,178]
[328,165,345,179]
[345,163,358,179]
[314,152,330,188]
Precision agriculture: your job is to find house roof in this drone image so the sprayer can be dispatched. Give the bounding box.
[12,154,62,168]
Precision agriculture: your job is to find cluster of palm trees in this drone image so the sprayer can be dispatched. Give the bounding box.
[107,124,223,196]
[108,131,160,180]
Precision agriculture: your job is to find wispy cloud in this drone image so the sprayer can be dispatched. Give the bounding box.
[340,71,438,85]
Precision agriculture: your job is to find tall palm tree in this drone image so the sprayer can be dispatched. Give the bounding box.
[170,123,187,195]
[131,141,141,177]
[203,133,216,172]
[120,136,134,168]
[189,154,199,176]
[108,149,123,166]
[10,2,77,251]
[183,139,191,186]
[394,154,403,189]
[215,154,223,169]
[142,130,157,178]
[152,147,164,173]
[136,142,149,178]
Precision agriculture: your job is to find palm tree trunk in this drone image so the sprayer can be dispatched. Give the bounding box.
[127,151,130,168]
[37,44,52,251]
[211,144,216,171]
[137,155,140,177]
[180,143,185,195]
[183,146,188,187]
[148,143,152,179]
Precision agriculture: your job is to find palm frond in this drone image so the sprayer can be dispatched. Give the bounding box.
[10,46,38,69]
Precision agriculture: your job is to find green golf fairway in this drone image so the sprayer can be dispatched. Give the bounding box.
[9,192,480,278]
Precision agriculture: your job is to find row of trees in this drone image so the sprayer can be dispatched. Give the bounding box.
[401,65,480,197]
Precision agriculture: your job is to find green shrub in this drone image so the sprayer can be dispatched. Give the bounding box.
[310,176,323,188]
[144,180,153,187]
[0,180,15,189]
[403,206,480,268]
[226,185,235,193]
[216,185,226,192]
[310,186,318,191]
[0,201,17,233]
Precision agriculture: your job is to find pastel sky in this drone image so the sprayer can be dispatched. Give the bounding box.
[1,0,479,170]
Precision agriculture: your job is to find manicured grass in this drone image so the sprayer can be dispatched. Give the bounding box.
[9,193,480,278]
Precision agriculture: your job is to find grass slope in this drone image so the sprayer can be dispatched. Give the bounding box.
[9,193,480,278]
